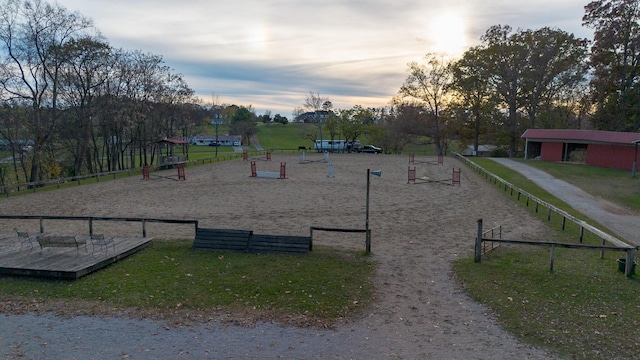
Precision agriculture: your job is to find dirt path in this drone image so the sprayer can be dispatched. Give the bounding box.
[0,154,558,359]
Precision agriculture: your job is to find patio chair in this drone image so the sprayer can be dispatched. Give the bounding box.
[18,232,36,252]
[90,234,115,254]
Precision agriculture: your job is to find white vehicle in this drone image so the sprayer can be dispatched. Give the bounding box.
[314,140,360,152]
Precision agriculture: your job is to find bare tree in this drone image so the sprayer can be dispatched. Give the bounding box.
[58,36,111,175]
[399,53,453,155]
[0,0,94,182]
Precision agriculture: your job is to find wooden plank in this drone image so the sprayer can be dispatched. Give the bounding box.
[310,227,367,233]
[482,237,630,251]
[193,228,253,252]
[249,234,310,254]
[0,236,152,279]
[193,228,309,254]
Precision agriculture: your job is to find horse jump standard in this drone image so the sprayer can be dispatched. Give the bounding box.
[250,161,287,179]
[408,166,461,186]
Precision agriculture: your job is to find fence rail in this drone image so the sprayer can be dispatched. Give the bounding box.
[1,148,314,197]
[482,224,502,255]
[474,219,638,277]
[0,215,198,238]
[309,226,371,253]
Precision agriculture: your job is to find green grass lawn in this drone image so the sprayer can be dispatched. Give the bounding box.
[0,240,374,326]
[254,123,438,154]
[453,157,640,360]
[186,144,236,161]
[256,123,313,150]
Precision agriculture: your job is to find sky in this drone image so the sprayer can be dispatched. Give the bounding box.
[57,0,593,116]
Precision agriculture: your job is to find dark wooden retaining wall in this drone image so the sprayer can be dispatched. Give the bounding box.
[193,228,310,254]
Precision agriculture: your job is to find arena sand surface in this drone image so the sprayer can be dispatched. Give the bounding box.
[0,153,559,359]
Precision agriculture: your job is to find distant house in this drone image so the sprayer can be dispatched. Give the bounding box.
[294,110,332,123]
[0,139,34,150]
[521,129,640,170]
[190,135,242,146]
[460,145,498,157]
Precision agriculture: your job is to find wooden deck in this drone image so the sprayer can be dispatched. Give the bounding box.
[0,232,152,280]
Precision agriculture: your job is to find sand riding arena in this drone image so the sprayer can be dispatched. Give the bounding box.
[0,153,554,358]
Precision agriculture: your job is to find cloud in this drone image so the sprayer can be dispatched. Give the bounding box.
[57,0,591,114]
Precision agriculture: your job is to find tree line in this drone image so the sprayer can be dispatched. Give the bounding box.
[0,0,215,186]
[298,1,637,158]
[0,0,289,187]
[386,0,637,157]
[1,0,637,186]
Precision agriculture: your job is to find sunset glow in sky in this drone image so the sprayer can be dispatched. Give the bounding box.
[57,0,592,115]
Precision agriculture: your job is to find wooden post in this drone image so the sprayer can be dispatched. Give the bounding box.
[309,227,313,251]
[39,217,44,233]
[633,141,638,178]
[177,163,186,181]
[625,248,636,278]
[142,219,147,238]
[366,229,371,254]
[475,219,483,263]
[600,238,606,259]
[365,169,370,251]
[89,218,93,236]
[549,244,555,272]
[579,226,584,243]
[279,162,287,179]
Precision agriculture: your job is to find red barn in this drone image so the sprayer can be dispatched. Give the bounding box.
[522,129,640,170]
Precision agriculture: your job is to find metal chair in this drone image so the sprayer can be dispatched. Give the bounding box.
[17,231,36,252]
[90,234,115,254]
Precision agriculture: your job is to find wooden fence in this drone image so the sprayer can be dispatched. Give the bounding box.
[453,153,632,249]
[0,215,198,238]
[1,149,309,197]
[481,223,502,255]
[193,228,311,254]
[474,219,637,277]
[309,226,371,253]
[452,153,639,277]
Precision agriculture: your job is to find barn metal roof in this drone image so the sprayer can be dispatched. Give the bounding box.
[521,129,640,145]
